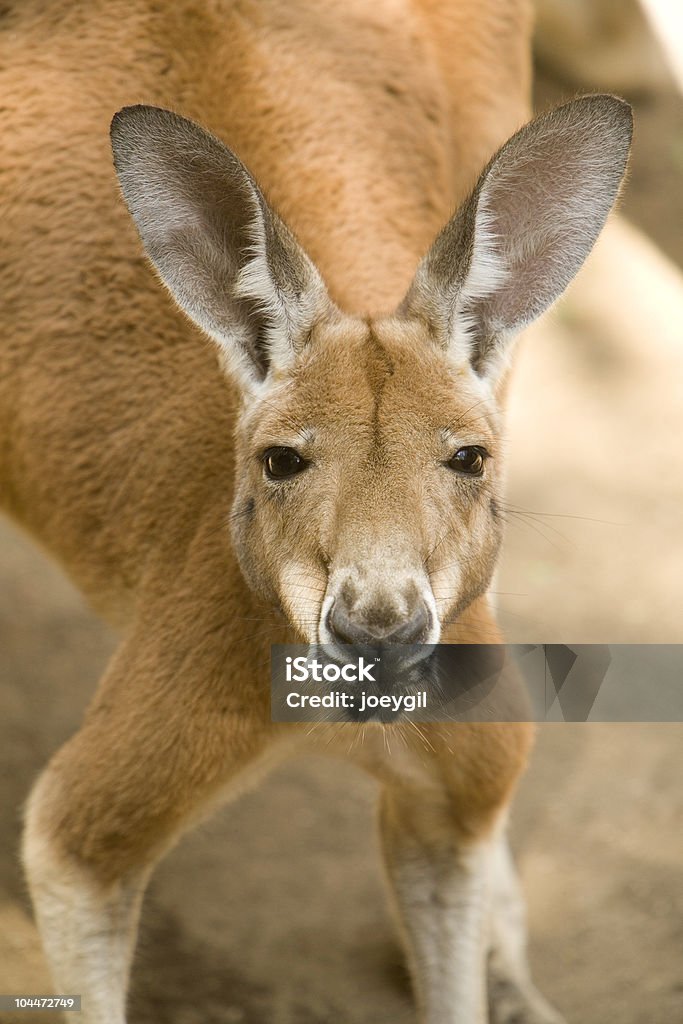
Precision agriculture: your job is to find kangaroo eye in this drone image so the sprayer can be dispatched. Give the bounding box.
[263,446,307,480]
[447,446,488,476]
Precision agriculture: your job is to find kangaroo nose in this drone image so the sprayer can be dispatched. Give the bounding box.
[327,595,430,646]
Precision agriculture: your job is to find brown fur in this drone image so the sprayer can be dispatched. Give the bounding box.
[1,0,528,597]
[2,0,533,860]
[2,3,628,1022]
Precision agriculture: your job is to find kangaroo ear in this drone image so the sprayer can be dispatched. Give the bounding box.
[110,105,334,392]
[401,95,633,378]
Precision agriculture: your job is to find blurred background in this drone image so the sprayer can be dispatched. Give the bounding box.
[1,1,682,1022]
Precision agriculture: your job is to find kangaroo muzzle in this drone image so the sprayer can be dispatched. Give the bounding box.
[320,571,439,650]
[326,590,431,646]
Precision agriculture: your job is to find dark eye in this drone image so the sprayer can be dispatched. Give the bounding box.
[263,446,307,480]
[447,446,488,476]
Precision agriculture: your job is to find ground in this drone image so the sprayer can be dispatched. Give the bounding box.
[0,46,682,1024]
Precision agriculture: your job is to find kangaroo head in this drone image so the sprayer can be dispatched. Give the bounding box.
[111,96,631,646]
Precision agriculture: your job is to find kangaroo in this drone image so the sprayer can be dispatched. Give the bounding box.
[1,2,631,1022]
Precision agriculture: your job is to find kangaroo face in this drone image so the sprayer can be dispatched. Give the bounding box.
[110,98,632,644]
[231,316,504,644]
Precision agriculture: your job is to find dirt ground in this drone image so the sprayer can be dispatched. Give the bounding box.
[1,32,682,1024]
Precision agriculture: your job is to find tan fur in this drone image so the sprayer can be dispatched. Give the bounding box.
[1,3,624,1022]
[2,0,533,845]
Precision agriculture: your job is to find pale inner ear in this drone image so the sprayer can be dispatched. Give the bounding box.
[452,197,511,363]
[110,105,334,396]
[232,211,330,382]
[400,96,633,379]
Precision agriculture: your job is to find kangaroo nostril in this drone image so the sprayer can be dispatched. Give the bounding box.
[327,600,365,645]
[388,601,430,644]
[327,596,430,646]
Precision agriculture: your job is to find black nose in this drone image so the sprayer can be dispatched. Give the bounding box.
[327,595,430,646]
